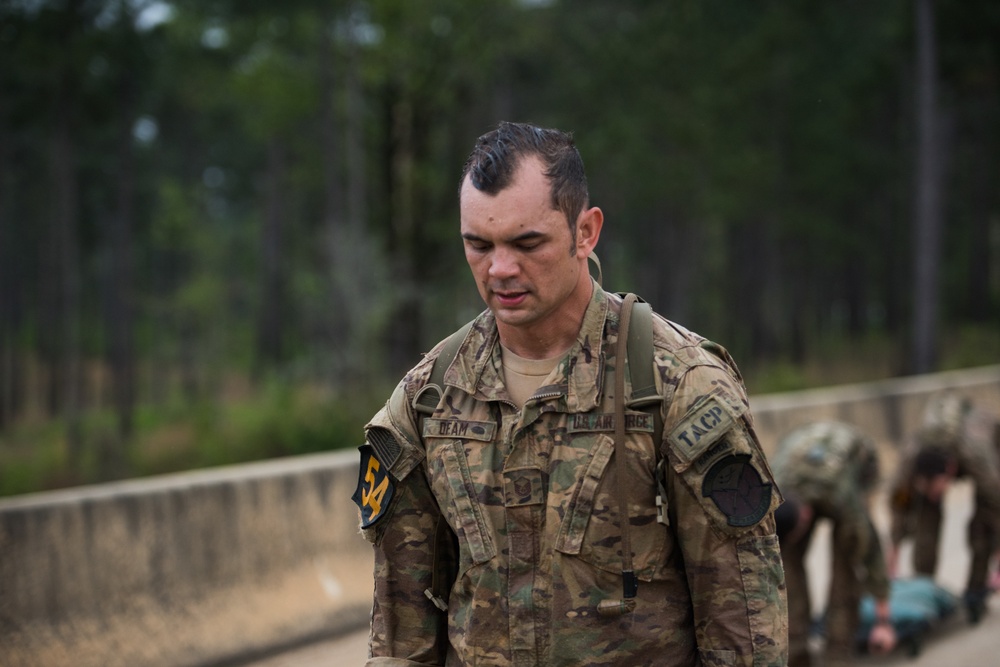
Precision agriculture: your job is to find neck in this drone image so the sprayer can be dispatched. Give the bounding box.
[497,276,594,359]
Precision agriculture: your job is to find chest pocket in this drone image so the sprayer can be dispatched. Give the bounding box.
[425,437,496,566]
[554,433,669,582]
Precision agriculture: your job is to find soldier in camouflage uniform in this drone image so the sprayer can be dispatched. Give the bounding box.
[770,422,896,667]
[888,392,1000,623]
[353,121,788,666]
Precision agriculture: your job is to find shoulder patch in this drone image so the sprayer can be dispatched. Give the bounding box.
[668,395,738,463]
[702,454,772,527]
[352,444,395,528]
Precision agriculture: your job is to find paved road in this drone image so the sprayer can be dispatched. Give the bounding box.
[246,481,1000,666]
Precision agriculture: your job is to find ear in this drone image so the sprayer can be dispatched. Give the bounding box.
[574,206,603,258]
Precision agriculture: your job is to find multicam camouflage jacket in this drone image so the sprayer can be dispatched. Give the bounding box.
[770,421,890,600]
[888,393,1000,545]
[354,285,788,667]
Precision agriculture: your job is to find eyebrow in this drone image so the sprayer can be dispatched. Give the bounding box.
[462,230,547,244]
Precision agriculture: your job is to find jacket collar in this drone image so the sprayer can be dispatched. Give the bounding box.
[444,280,611,413]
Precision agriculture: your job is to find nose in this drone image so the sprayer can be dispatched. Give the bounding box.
[488,246,519,280]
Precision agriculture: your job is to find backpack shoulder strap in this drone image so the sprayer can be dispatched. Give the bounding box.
[413,320,475,419]
[622,295,670,529]
[621,295,662,445]
[410,320,473,612]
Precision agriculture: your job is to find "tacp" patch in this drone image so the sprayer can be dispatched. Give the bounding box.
[668,396,737,463]
[352,444,395,528]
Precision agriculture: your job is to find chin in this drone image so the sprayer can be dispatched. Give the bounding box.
[492,308,536,327]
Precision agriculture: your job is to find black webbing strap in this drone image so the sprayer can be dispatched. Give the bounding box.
[423,516,451,611]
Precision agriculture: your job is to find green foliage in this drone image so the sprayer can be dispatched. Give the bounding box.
[2,0,999,497]
[187,383,366,467]
[0,422,71,496]
[0,381,383,497]
[940,326,1000,371]
[743,330,904,395]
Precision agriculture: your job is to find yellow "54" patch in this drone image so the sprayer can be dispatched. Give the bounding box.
[352,444,395,528]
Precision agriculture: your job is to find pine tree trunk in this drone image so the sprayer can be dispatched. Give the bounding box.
[910,0,944,374]
[103,61,137,477]
[256,138,288,374]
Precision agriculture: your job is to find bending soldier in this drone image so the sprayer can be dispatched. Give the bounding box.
[888,392,1000,623]
[772,421,896,667]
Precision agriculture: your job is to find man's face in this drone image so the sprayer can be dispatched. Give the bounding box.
[914,473,952,502]
[459,156,594,333]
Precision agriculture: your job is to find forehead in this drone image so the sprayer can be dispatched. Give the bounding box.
[460,156,562,235]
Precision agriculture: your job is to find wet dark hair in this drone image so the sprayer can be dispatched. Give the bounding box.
[459,121,590,242]
[913,447,955,478]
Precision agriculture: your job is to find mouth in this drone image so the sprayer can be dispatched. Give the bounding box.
[491,288,529,308]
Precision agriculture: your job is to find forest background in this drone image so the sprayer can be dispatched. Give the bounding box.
[1,0,998,497]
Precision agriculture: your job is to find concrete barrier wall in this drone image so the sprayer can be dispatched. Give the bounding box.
[750,365,1000,463]
[0,451,374,667]
[1,364,998,667]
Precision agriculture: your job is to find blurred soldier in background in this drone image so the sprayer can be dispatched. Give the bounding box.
[888,392,1000,623]
[772,421,896,667]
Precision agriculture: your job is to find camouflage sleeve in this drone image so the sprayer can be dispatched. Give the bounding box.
[861,514,891,601]
[357,382,451,667]
[830,477,891,600]
[662,363,788,667]
[962,411,1000,536]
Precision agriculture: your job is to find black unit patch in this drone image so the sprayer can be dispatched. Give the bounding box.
[701,454,772,527]
[352,444,395,528]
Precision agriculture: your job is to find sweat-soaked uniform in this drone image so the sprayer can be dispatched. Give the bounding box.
[770,422,889,667]
[354,285,788,666]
